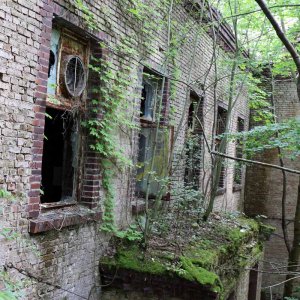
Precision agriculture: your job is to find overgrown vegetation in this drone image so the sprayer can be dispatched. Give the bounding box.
[3,0,300,298]
[100,211,269,299]
[74,0,268,243]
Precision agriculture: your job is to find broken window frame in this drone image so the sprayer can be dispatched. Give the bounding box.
[47,26,89,109]
[136,123,173,199]
[136,70,172,200]
[41,25,90,208]
[140,73,162,123]
[184,91,204,190]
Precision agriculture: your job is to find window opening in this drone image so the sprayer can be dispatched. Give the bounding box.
[136,127,170,198]
[216,106,227,189]
[248,264,258,300]
[140,76,159,122]
[216,106,227,136]
[42,26,88,204]
[48,50,56,78]
[227,292,236,300]
[187,100,195,129]
[234,117,244,185]
[41,107,79,203]
[47,28,61,95]
[184,92,204,189]
[136,71,170,199]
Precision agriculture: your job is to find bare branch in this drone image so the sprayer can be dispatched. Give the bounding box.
[211,151,300,175]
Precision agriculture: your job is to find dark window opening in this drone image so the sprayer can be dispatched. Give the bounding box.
[184,92,204,189]
[140,75,160,122]
[227,292,236,300]
[41,107,78,203]
[248,264,258,300]
[48,50,55,78]
[218,165,226,189]
[216,106,227,189]
[187,101,195,129]
[234,117,245,185]
[216,106,227,136]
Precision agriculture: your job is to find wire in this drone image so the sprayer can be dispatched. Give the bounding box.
[5,263,89,300]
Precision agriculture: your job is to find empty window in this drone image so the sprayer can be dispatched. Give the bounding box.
[234,117,244,185]
[41,108,80,203]
[216,106,227,189]
[140,74,161,122]
[41,26,88,204]
[136,71,171,199]
[184,92,204,189]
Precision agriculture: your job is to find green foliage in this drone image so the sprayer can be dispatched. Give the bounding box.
[0,291,17,300]
[75,0,174,237]
[218,0,300,78]
[0,189,15,238]
[0,269,24,300]
[115,224,143,241]
[226,118,300,159]
[0,189,11,198]
[284,286,300,299]
[74,0,98,31]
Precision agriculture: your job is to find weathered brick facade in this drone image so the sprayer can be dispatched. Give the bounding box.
[0,0,251,299]
[245,79,300,298]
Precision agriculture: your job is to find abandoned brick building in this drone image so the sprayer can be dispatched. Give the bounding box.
[245,77,300,299]
[0,0,263,299]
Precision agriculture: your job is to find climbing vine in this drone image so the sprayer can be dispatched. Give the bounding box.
[75,0,174,239]
[73,0,270,242]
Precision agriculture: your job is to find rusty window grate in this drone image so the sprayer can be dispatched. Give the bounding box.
[64,55,86,97]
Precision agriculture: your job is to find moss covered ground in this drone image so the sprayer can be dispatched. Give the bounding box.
[100,213,274,299]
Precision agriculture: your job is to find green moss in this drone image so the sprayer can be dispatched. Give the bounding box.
[184,241,219,269]
[100,216,265,298]
[101,245,167,275]
[259,223,275,240]
[237,217,260,232]
[180,256,223,293]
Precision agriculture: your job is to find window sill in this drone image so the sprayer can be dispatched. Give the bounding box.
[40,201,77,211]
[233,184,242,192]
[216,188,226,196]
[29,204,102,234]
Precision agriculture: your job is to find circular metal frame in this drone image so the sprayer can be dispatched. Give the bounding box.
[64,55,86,97]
